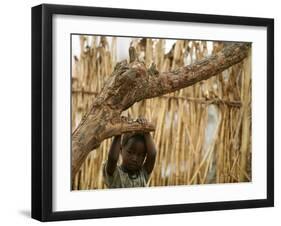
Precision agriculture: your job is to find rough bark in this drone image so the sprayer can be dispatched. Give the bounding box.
[71,42,250,183]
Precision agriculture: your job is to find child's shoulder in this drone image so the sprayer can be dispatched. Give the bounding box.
[102,160,123,188]
[140,167,151,182]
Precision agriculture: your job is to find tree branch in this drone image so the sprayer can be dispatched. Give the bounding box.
[71,42,251,183]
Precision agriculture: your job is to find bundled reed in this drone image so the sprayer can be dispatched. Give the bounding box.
[72,36,251,190]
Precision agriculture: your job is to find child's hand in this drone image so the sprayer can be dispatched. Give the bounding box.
[136,117,152,136]
[136,116,147,125]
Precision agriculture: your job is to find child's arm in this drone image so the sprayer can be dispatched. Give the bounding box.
[143,132,157,175]
[136,117,157,174]
[106,135,121,176]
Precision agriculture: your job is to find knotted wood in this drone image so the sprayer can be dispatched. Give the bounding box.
[72,42,250,183]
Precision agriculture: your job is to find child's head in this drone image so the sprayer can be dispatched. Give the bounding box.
[121,132,146,172]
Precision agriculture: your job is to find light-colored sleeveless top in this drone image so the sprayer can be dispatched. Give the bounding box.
[102,160,150,188]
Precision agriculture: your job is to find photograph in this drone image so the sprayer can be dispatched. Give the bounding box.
[71,35,252,191]
[31,3,274,221]
[0,0,277,223]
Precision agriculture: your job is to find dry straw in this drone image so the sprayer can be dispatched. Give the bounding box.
[72,36,252,190]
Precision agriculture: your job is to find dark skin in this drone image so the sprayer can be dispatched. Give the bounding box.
[106,117,157,177]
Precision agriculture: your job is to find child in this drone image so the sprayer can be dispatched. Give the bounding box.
[102,117,157,188]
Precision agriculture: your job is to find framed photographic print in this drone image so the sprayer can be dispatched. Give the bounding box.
[31,4,274,221]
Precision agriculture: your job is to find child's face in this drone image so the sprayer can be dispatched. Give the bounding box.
[121,138,146,172]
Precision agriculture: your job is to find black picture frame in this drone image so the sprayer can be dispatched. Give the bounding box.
[31,3,274,222]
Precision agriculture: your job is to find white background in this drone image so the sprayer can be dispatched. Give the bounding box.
[0,0,279,225]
